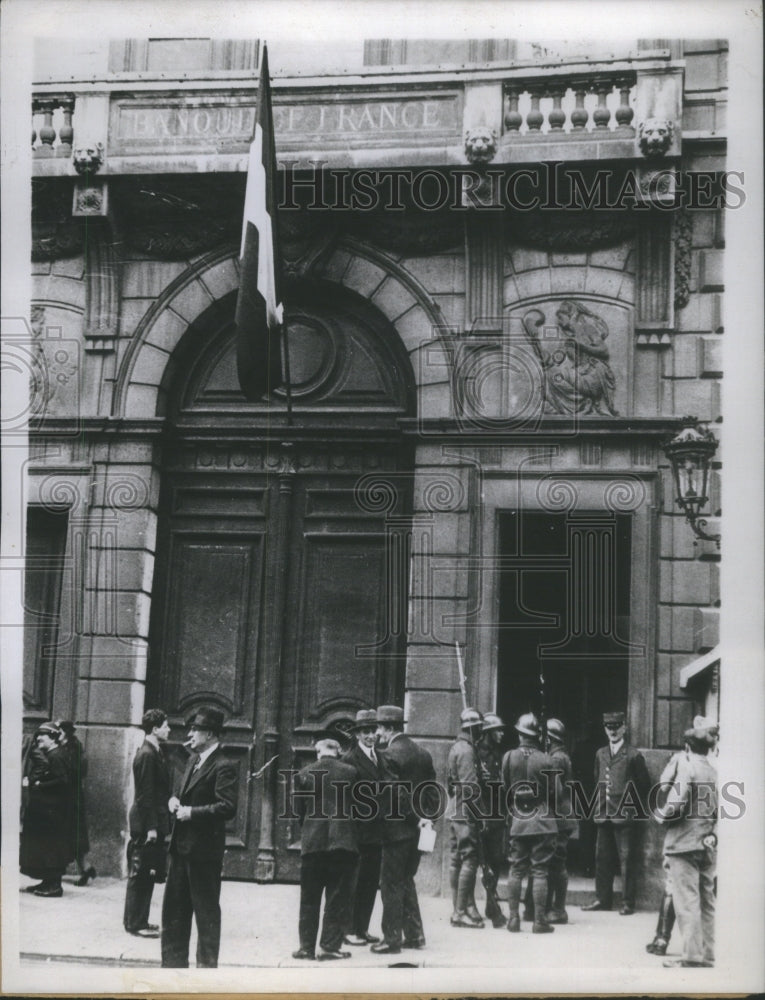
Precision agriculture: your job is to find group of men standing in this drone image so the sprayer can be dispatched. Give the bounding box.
[292,704,437,959]
[120,699,717,970]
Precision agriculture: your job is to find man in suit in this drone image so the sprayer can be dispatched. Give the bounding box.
[124,708,171,937]
[161,708,238,968]
[371,704,437,955]
[291,738,359,961]
[342,709,384,946]
[581,710,650,915]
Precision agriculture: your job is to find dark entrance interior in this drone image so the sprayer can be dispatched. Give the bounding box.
[496,509,633,874]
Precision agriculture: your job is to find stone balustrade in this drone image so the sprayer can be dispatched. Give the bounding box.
[503,70,636,137]
[32,96,75,157]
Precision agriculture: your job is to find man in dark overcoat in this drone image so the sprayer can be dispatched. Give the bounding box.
[161,707,238,968]
[581,710,650,915]
[371,704,438,955]
[292,738,359,961]
[124,708,171,937]
[342,709,385,946]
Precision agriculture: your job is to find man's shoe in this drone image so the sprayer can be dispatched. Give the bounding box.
[23,883,45,893]
[344,934,369,946]
[619,904,635,915]
[465,903,484,923]
[545,909,568,925]
[450,911,484,928]
[318,949,351,960]
[491,916,508,929]
[532,922,555,934]
[140,923,159,932]
[507,915,520,933]
[292,948,315,960]
[402,937,426,949]
[128,928,159,939]
[646,936,669,955]
[581,900,611,911]
[32,886,63,897]
[370,941,401,955]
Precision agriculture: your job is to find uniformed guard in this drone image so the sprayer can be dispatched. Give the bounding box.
[447,708,485,928]
[582,710,651,915]
[544,718,577,924]
[502,713,561,934]
[476,712,507,926]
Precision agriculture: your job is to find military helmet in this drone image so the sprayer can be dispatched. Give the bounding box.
[460,707,483,730]
[482,712,505,732]
[515,712,540,737]
[546,718,566,742]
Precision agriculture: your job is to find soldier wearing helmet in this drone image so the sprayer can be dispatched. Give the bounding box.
[446,708,485,928]
[544,719,576,923]
[476,712,507,926]
[501,713,561,934]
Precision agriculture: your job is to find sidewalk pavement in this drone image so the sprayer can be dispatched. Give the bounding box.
[18,872,670,970]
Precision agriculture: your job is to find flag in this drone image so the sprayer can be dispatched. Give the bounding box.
[235,45,284,400]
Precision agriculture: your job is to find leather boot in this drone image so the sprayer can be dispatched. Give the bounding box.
[522,877,534,921]
[451,861,484,928]
[545,871,569,924]
[646,892,675,955]
[448,857,461,924]
[506,873,522,932]
[531,876,554,933]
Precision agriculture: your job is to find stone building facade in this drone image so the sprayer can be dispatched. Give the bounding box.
[25,37,726,900]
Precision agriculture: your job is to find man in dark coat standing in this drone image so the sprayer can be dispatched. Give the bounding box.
[124,708,171,937]
[292,738,359,961]
[342,709,384,946]
[371,704,437,955]
[161,708,238,968]
[582,710,650,915]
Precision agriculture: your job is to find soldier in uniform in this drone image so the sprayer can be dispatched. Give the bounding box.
[447,708,485,928]
[502,713,560,934]
[544,718,577,924]
[582,710,650,915]
[476,712,507,927]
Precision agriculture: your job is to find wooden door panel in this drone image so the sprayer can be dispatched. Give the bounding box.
[295,535,386,721]
[158,533,263,719]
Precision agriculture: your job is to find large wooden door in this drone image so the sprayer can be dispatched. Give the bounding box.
[146,278,415,880]
[148,445,409,880]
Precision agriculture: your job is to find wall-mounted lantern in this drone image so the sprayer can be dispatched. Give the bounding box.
[662,418,720,548]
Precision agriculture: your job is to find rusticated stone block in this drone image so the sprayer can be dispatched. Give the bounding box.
[699,336,722,378]
[371,277,418,323]
[342,257,387,298]
[694,606,720,652]
[699,249,724,291]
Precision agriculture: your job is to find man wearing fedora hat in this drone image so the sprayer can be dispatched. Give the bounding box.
[582,710,650,916]
[342,709,385,946]
[371,705,437,954]
[161,707,238,968]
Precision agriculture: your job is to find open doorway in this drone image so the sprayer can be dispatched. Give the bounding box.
[496,509,633,875]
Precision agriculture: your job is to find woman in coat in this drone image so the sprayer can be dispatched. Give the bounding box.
[20,722,75,897]
[56,720,96,885]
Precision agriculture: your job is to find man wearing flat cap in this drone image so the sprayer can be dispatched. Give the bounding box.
[372,705,438,954]
[342,710,385,946]
[582,710,650,915]
[161,707,238,968]
[292,738,359,961]
[653,717,718,968]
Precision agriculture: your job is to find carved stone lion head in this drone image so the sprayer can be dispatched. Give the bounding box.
[464,126,498,164]
[638,119,674,158]
[72,142,105,175]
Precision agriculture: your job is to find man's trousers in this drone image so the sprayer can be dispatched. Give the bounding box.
[666,849,715,964]
[161,852,223,968]
[595,821,638,908]
[299,849,356,954]
[380,838,425,947]
[349,843,382,937]
[123,837,156,933]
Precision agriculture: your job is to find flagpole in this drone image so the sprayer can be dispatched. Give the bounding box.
[281,322,293,427]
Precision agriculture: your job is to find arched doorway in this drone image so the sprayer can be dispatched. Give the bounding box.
[146,279,416,881]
